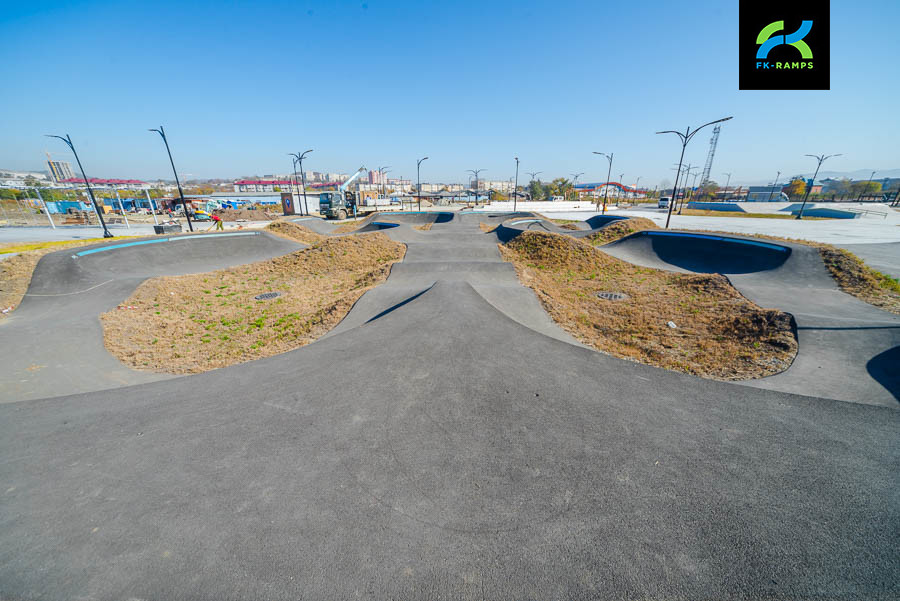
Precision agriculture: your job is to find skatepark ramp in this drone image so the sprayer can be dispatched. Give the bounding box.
[603,230,792,275]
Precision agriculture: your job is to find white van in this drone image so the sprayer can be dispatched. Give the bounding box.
[658,196,671,209]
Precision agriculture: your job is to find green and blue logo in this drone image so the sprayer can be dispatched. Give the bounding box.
[755,20,814,70]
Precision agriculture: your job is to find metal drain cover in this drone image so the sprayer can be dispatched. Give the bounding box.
[596,291,628,301]
[254,292,281,301]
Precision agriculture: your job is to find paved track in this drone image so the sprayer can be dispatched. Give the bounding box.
[0,213,897,600]
[0,231,301,402]
[601,230,900,406]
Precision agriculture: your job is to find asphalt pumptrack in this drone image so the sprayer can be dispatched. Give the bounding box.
[0,212,897,600]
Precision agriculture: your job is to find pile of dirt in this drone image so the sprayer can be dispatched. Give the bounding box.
[501,230,797,380]
[265,221,326,245]
[213,207,277,222]
[101,233,406,373]
[586,217,658,245]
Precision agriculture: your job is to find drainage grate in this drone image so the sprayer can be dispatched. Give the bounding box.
[254,292,281,301]
[596,291,628,301]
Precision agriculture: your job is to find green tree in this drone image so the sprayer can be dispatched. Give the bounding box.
[528,180,544,201]
[698,180,719,200]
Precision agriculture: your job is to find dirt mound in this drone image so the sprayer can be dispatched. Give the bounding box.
[214,207,278,221]
[586,217,658,245]
[265,221,325,245]
[101,232,405,374]
[501,230,797,380]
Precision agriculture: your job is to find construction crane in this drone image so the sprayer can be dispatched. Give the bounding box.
[699,125,721,186]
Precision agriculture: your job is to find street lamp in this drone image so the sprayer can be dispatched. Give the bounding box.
[617,172,625,206]
[45,134,113,237]
[797,153,842,219]
[656,116,733,228]
[767,170,781,202]
[149,125,193,232]
[416,156,428,211]
[513,158,520,211]
[592,151,614,214]
[290,150,313,216]
[467,169,485,205]
[377,165,390,208]
[633,176,642,204]
[570,172,584,202]
[858,170,876,201]
[721,172,732,202]
[288,154,300,215]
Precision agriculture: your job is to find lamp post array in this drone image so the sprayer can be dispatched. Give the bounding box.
[766,170,781,202]
[289,150,313,216]
[656,116,733,228]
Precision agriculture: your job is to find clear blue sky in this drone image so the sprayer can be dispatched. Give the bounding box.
[1,0,898,186]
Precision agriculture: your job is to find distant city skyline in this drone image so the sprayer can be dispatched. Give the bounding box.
[2,1,898,187]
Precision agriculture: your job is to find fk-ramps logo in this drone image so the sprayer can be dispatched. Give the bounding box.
[740,0,829,90]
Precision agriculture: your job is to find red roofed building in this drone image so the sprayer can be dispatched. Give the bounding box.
[233,179,343,192]
[61,177,150,190]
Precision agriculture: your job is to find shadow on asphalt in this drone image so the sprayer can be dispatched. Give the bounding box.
[866,345,900,401]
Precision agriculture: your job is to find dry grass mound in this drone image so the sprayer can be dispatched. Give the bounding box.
[501,231,797,380]
[586,217,658,245]
[819,246,900,314]
[213,207,277,221]
[101,233,406,374]
[265,220,326,245]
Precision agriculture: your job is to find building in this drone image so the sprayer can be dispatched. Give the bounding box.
[746,185,789,201]
[60,177,150,190]
[233,179,293,192]
[47,160,75,183]
[470,179,514,193]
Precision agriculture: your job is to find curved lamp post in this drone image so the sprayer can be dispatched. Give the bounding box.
[45,134,113,237]
[656,116,733,227]
[417,156,428,211]
[570,172,584,202]
[149,126,193,232]
[797,153,842,219]
[290,150,313,215]
[592,152,613,214]
[513,157,520,211]
[467,169,485,205]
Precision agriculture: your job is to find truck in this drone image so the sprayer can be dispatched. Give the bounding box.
[319,167,377,220]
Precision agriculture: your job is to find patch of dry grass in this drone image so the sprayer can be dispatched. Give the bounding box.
[101,233,406,373]
[500,231,797,380]
[586,217,659,245]
[479,222,498,233]
[413,222,434,231]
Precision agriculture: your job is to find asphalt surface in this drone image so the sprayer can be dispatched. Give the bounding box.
[600,229,900,406]
[0,212,898,600]
[840,242,900,280]
[0,231,301,402]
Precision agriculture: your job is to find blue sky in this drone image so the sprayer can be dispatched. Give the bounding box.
[1,0,898,186]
